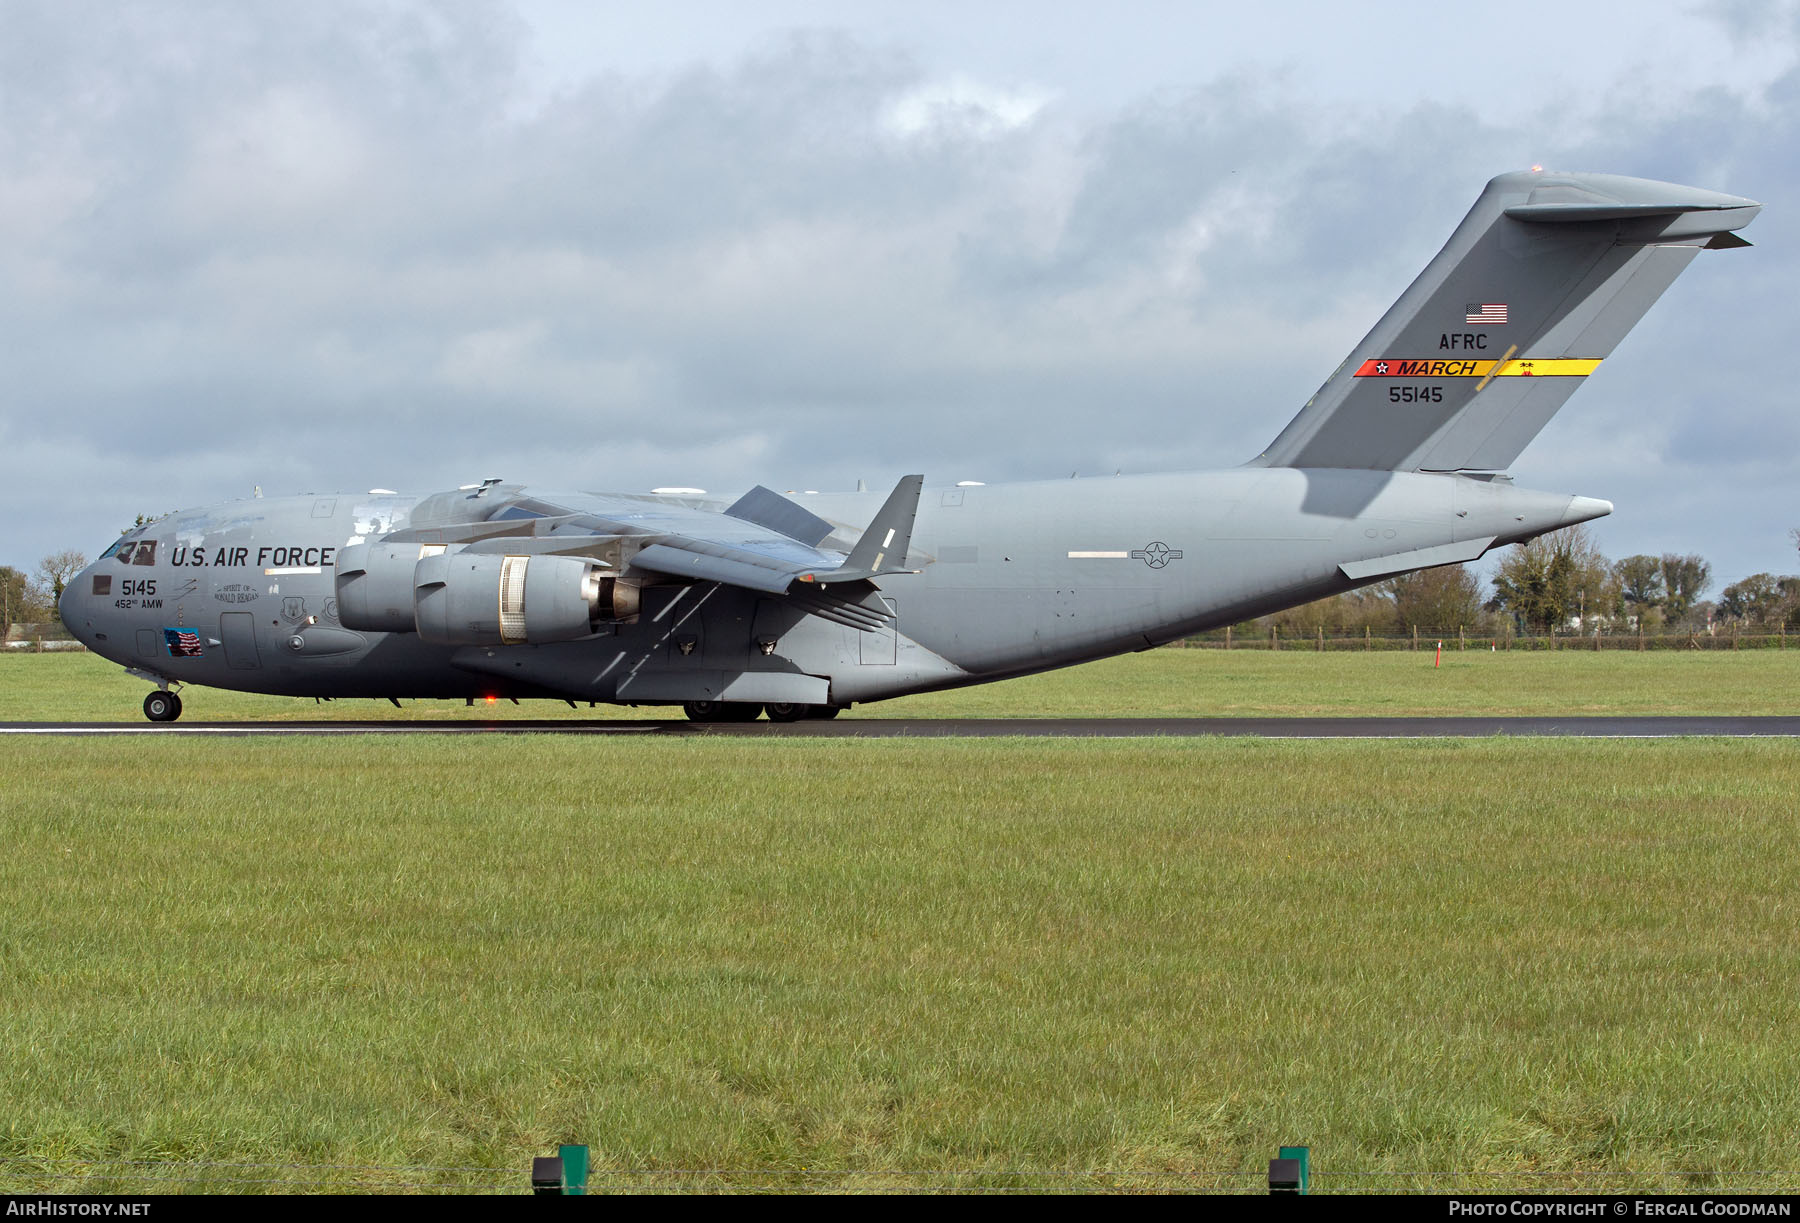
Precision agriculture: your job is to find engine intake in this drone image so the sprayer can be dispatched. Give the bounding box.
[336,541,445,632]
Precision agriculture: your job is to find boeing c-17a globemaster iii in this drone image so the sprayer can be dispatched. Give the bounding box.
[60,170,1760,723]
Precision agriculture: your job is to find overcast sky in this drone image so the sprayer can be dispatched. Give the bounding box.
[3,0,1796,590]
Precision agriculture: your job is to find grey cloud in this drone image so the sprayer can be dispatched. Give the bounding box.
[2,4,1795,586]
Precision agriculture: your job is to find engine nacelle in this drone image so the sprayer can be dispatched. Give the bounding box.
[413,552,639,646]
[336,541,441,632]
[338,543,640,642]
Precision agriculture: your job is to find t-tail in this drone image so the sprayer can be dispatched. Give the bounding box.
[1255,170,1760,472]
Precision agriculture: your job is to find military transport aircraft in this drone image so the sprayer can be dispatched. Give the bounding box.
[61,170,1759,722]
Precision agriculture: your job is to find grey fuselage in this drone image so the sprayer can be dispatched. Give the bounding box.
[61,468,1605,709]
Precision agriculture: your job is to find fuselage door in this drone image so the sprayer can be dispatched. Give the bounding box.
[220,612,261,670]
[860,598,897,665]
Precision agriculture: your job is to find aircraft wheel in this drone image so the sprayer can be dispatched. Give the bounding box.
[683,701,762,723]
[764,702,807,723]
[806,705,841,720]
[144,690,182,723]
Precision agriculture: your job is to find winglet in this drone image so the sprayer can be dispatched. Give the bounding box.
[803,474,924,585]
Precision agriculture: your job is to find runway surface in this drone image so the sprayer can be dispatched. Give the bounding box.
[4,716,1798,738]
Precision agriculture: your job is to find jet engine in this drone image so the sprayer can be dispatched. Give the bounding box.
[336,542,638,643]
[336,541,433,632]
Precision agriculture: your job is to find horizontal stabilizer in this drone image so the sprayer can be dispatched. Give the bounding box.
[1504,202,1752,224]
[1338,536,1495,582]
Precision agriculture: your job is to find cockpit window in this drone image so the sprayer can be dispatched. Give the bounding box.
[114,541,137,565]
[132,540,157,566]
[100,537,125,560]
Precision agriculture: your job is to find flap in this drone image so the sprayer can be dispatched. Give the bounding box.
[1338,536,1495,581]
[628,543,802,594]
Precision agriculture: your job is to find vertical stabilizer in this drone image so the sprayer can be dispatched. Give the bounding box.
[1255,171,1759,472]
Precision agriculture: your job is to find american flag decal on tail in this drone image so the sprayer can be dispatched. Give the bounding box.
[1464,302,1508,324]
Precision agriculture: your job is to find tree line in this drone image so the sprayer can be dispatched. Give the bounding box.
[2,551,89,641]
[1256,525,1800,639]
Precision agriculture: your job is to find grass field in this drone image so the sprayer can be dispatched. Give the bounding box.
[3,646,1798,720]
[2,651,1797,1193]
[1,732,1798,1193]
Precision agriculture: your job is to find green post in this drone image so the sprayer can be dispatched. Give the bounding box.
[1279,1146,1309,1194]
[559,1144,589,1195]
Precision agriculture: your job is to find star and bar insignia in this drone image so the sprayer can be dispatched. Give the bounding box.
[1129,542,1183,569]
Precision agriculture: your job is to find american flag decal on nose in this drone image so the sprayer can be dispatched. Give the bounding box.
[1464,303,1508,324]
[163,627,204,657]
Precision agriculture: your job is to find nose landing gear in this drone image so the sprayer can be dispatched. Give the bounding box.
[143,690,183,723]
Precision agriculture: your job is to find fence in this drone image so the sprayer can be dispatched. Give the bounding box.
[1179,623,1793,652]
[3,622,82,652]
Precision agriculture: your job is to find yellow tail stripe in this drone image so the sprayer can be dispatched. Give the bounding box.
[1492,358,1601,377]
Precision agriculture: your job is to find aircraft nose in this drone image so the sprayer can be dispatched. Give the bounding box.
[59,569,93,647]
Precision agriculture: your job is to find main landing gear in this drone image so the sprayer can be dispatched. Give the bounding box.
[143,690,183,723]
[683,701,842,723]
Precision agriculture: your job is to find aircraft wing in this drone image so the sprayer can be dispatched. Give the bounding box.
[517,475,923,600]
